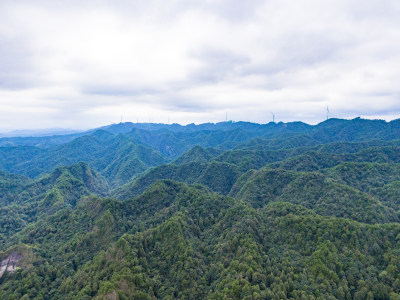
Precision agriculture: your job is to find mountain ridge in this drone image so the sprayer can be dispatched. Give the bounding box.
[1,117,400,299]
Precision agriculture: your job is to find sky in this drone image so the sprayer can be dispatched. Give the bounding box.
[0,0,400,131]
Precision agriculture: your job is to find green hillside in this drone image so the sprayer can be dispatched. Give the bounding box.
[173,146,222,164]
[0,162,109,242]
[2,119,400,299]
[1,181,400,299]
[113,161,241,199]
[0,131,168,186]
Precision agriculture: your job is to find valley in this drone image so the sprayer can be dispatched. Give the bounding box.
[1,118,400,299]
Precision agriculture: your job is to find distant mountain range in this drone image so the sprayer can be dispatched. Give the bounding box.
[0,128,83,138]
[1,117,400,299]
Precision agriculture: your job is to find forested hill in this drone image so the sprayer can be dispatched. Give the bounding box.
[2,118,400,299]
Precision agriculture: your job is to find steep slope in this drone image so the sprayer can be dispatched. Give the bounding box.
[125,127,266,158]
[0,146,45,171]
[76,202,400,299]
[25,162,110,208]
[0,130,168,186]
[3,130,115,177]
[2,182,400,299]
[96,140,168,187]
[324,162,400,193]
[213,148,311,172]
[173,146,222,164]
[3,119,400,299]
[268,151,347,172]
[2,119,400,184]
[229,168,396,224]
[0,170,32,205]
[270,146,400,172]
[0,162,110,242]
[113,161,241,199]
[317,140,400,154]
[236,134,320,151]
[112,163,207,200]
[372,181,400,211]
[0,172,33,242]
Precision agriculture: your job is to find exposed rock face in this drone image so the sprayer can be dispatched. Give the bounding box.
[0,252,22,278]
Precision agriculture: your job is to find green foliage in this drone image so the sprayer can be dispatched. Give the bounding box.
[0,162,109,241]
[113,161,241,199]
[0,130,168,186]
[2,119,400,299]
[173,146,222,164]
[231,166,399,224]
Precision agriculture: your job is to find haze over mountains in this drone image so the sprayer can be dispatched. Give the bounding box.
[1,118,400,299]
[0,128,82,138]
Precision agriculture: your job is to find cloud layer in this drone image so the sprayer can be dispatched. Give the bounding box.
[0,0,399,130]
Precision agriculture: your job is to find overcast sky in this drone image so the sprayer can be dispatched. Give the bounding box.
[0,0,399,130]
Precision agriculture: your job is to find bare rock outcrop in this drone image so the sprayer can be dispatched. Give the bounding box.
[0,252,23,278]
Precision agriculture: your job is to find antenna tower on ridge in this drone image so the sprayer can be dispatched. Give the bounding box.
[327,106,330,120]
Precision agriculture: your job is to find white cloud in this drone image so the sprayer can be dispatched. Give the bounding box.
[0,0,399,130]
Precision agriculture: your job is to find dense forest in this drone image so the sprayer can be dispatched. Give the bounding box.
[1,118,400,299]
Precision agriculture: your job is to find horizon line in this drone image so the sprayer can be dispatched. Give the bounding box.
[1,116,400,138]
